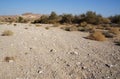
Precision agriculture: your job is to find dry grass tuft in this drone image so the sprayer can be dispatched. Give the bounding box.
[80,22,87,27]
[52,23,60,27]
[87,31,107,41]
[61,26,78,31]
[109,28,120,35]
[35,24,41,27]
[45,27,49,30]
[1,30,14,36]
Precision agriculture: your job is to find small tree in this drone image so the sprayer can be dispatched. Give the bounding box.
[48,11,59,23]
[40,15,49,24]
[60,14,74,24]
[18,17,23,23]
[109,15,120,24]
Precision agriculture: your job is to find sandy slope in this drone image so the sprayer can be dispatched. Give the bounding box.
[0,23,120,79]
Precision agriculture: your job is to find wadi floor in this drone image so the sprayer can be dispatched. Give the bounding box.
[0,23,120,79]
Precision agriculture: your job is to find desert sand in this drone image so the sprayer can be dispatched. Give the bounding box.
[0,23,120,79]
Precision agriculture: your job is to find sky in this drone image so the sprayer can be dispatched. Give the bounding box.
[0,0,120,17]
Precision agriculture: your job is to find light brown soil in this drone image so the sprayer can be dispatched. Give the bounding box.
[0,23,120,79]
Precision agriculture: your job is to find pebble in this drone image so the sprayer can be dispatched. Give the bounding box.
[50,49,53,52]
[9,60,14,63]
[37,70,43,74]
[105,64,114,68]
[69,51,78,55]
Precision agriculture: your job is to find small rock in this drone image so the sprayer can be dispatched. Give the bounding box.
[81,66,87,70]
[9,60,14,63]
[50,49,53,52]
[29,47,32,50]
[37,70,43,74]
[69,51,78,55]
[76,62,81,66]
[107,76,110,78]
[105,64,110,68]
[66,64,70,67]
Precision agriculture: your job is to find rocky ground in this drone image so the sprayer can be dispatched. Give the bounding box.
[0,23,120,79]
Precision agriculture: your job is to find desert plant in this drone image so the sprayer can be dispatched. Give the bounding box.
[33,15,49,24]
[109,15,120,24]
[1,30,14,36]
[45,27,49,30]
[116,41,120,46]
[35,24,41,27]
[78,24,95,32]
[103,31,115,38]
[69,26,78,31]
[48,11,59,24]
[109,28,120,35]
[60,14,74,24]
[80,21,87,27]
[61,27,71,31]
[87,31,107,41]
[52,23,60,27]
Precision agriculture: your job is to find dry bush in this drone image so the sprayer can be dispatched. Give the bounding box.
[45,27,49,30]
[78,24,95,33]
[87,31,107,41]
[96,25,105,30]
[13,23,17,26]
[104,26,112,30]
[114,40,120,46]
[80,21,87,27]
[4,56,15,62]
[61,26,78,31]
[1,30,13,36]
[103,31,115,38]
[69,26,78,31]
[52,23,60,27]
[35,24,41,27]
[61,27,70,31]
[109,28,120,35]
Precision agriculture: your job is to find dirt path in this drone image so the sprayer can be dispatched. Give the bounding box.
[0,23,120,79]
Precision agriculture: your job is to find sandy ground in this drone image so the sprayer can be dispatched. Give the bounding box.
[0,23,120,79]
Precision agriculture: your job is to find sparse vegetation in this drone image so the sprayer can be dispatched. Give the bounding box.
[109,28,120,35]
[109,15,120,24]
[87,31,107,41]
[45,27,49,30]
[79,21,87,27]
[35,24,41,27]
[116,41,120,46]
[52,23,60,27]
[1,30,14,36]
[103,31,115,38]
